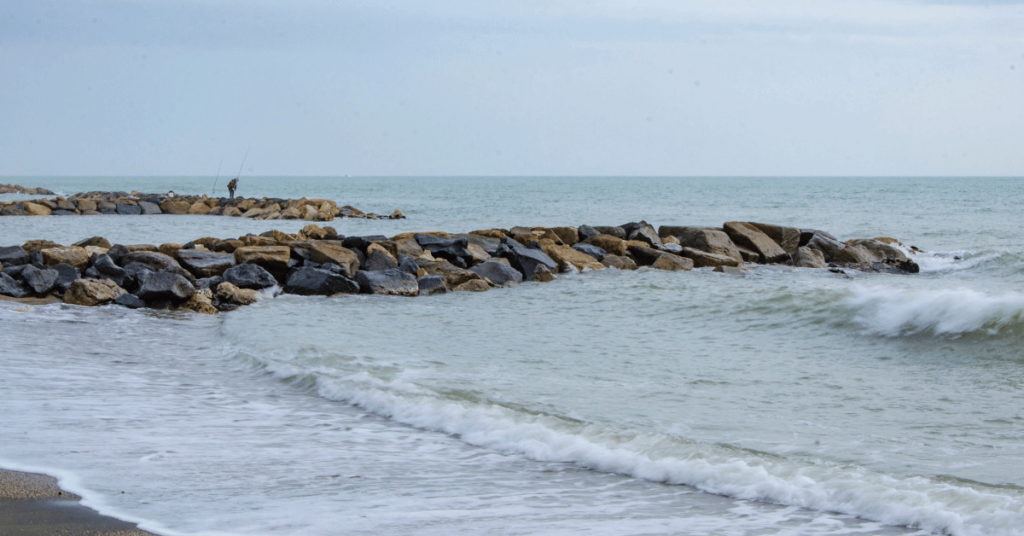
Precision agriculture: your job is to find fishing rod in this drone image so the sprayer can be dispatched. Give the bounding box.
[211,157,224,194]
[234,145,250,183]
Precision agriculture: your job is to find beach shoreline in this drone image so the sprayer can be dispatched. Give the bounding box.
[0,468,157,536]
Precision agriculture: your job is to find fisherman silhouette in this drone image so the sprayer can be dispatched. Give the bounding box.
[227,178,238,200]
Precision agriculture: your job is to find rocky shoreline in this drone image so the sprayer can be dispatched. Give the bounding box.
[0,190,404,221]
[0,221,921,314]
[0,183,54,195]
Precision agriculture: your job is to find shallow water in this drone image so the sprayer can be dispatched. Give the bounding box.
[1,177,1022,535]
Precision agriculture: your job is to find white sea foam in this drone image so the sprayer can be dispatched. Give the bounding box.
[249,354,1024,536]
[845,286,1024,337]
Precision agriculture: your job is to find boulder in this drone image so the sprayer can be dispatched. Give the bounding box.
[723,222,791,264]
[52,264,81,291]
[181,288,218,315]
[158,243,183,258]
[626,222,661,247]
[74,236,111,249]
[532,264,557,282]
[397,255,420,276]
[800,229,838,247]
[23,240,63,253]
[662,235,680,245]
[122,250,184,273]
[159,199,191,215]
[23,202,52,216]
[469,260,524,287]
[664,227,743,263]
[138,201,161,215]
[393,238,424,259]
[678,247,742,268]
[389,209,405,219]
[40,247,90,270]
[363,248,399,271]
[114,293,146,309]
[496,237,559,281]
[196,276,223,290]
[651,254,694,271]
[626,244,666,266]
[582,234,626,256]
[222,207,243,217]
[0,246,29,266]
[572,243,606,261]
[305,243,360,278]
[212,239,244,253]
[467,229,506,240]
[50,209,77,216]
[0,272,28,298]
[0,205,28,216]
[844,239,909,262]
[91,254,128,286]
[123,244,159,253]
[223,264,278,290]
[64,278,126,306]
[547,227,579,246]
[299,223,331,240]
[416,275,447,295]
[749,223,801,256]
[415,234,473,268]
[793,246,826,268]
[216,281,264,305]
[577,225,600,242]
[417,259,481,288]
[714,266,747,275]
[735,246,761,263]
[76,199,97,212]
[115,203,142,215]
[601,254,637,270]
[592,226,626,239]
[137,271,196,304]
[176,249,235,278]
[452,279,493,292]
[542,244,605,272]
[283,266,360,296]
[233,246,291,278]
[187,201,212,215]
[355,269,419,296]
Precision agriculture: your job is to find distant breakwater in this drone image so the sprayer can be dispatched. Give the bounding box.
[0,183,54,195]
[0,190,404,221]
[0,220,921,314]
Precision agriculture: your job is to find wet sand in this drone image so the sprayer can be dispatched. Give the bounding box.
[0,469,157,536]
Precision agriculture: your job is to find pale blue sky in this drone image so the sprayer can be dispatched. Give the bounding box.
[1,0,1021,176]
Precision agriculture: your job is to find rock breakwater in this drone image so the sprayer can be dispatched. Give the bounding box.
[0,183,55,195]
[0,220,921,314]
[0,190,404,221]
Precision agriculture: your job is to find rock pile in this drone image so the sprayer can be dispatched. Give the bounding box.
[0,220,921,314]
[0,184,54,195]
[0,190,404,221]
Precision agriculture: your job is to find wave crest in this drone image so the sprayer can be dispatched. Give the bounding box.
[845,287,1024,337]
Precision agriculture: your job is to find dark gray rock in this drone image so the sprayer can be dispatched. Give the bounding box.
[800,229,838,247]
[0,205,29,216]
[176,249,235,278]
[138,201,161,215]
[2,264,27,279]
[223,263,278,290]
[572,243,606,261]
[137,271,196,304]
[196,276,224,290]
[578,225,600,242]
[355,268,419,296]
[496,237,558,281]
[115,204,143,215]
[416,274,447,296]
[626,222,661,247]
[92,254,128,286]
[0,272,27,298]
[363,249,399,271]
[0,246,29,266]
[342,235,387,251]
[107,244,130,266]
[283,266,360,296]
[414,234,472,268]
[52,264,80,291]
[30,250,45,268]
[469,260,523,287]
[97,201,116,212]
[397,255,419,275]
[592,226,626,239]
[114,293,146,309]
[451,233,502,253]
[21,265,59,295]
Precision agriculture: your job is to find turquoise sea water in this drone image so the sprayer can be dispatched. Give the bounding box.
[1,177,1023,536]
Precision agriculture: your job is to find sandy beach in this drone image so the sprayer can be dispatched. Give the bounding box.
[0,468,156,536]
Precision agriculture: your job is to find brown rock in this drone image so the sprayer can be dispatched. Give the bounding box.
[749,223,801,256]
[56,199,77,211]
[532,264,556,282]
[678,247,742,268]
[40,247,90,270]
[73,236,111,249]
[736,246,761,263]
[392,231,450,241]
[542,244,605,272]
[651,254,693,271]
[794,246,826,268]
[222,207,243,217]
[547,227,579,246]
[212,239,243,253]
[667,227,743,262]
[301,205,318,221]
[76,199,97,212]
[417,259,481,288]
[159,199,191,215]
[181,288,218,314]
[662,235,680,245]
[267,229,299,243]
[22,240,63,253]
[389,209,405,220]
[469,229,507,239]
[452,279,494,292]
[23,202,52,216]
[64,278,126,306]
[240,235,276,247]
[305,243,360,277]
[188,201,212,215]
[177,249,236,278]
[339,205,365,217]
[233,246,291,275]
[300,224,331,240]
[466,243,491,266]
[394,238,424,259]
[723,222,790,264]
[583,234,626,256]
[216,281,264,305]
[366,243,398,264]
[601,254,637,270]
[158,243,183,258]
[626,244,666,266]
[844,239,909,262]
[280,206,302,219]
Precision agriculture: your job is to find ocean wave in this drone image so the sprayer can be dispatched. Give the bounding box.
[844,287,1024,337]
[244,351,1024,536]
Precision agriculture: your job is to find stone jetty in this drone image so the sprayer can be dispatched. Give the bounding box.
[0,190,404,221]
[0,183,54,195]
[0,221,921,314]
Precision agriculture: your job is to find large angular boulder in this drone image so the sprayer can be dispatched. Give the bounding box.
[469,260,524,287]
[662,227,743,263]
[542,244,605,272]
[74,236,112,249]
[845,239,909,262]
[22,240,63,253]
[572,243,606,261]
[283,266,360,296]
[20,265,58,295]
[23,202,52,216]
[138,201,162,214]
[159,198,191,215]
[176,249,235,278]
[187,201,212,215]
[91,254,129,286]
[678,247,742,268]
[414,234,473,268]
[52,264,81,291]
[600,254,637,270]
[417,259,481,288]
[416,275,447,296]
[0,272,28,298]
[233,246,291,277]
[115,203,142,215]
[625,222,661,247]
[363,247,399,271]
[496,237,558,281]
[577,225,600,242]
[355,269,419,296]
[223,263,278,290]
[626,244,666,266]
[749,223,801,257]
[453,279,494,292]
[122,250,197,286]
[592,226,626,239]
[793,246,826,268]
[114,293,145,309]
[40,247,90,270]
[723,222,791,264]
[582,234,626,256]
[0,205,28,216]
[547,227,579,246]
[64,278,125,306]
[216,281,264,305]
[651,254,693,271]
[305,243,360,278]
[137,272,196,304]
[805,233,845,262]
[0,246,29,266]
[181,288,218,315]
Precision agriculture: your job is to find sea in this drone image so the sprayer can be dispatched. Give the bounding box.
[1,177,1023,536]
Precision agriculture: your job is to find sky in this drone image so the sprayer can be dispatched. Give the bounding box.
[0,0,1021,176]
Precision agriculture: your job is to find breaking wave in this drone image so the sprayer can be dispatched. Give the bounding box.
[844,287,1024,337]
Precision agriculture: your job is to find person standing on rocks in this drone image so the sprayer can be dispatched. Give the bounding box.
[227,177,238,200]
